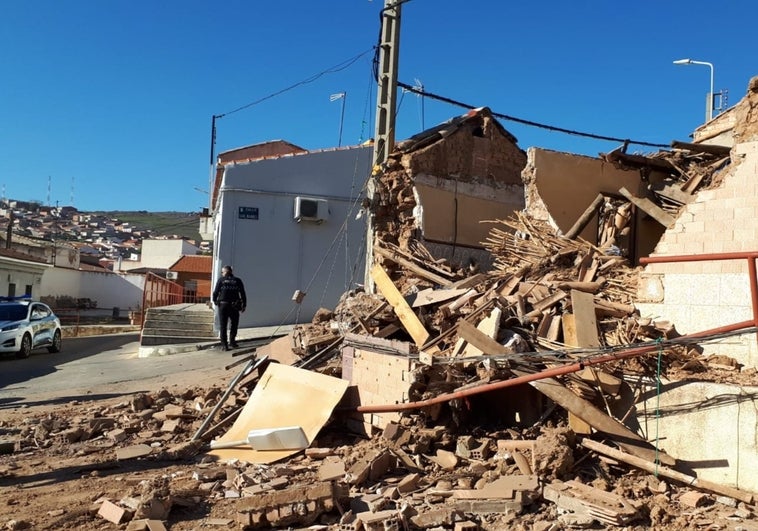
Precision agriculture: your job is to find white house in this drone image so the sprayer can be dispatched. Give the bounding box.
[0,249,51,299]
[118,238,201,271]
[213,145,373,327]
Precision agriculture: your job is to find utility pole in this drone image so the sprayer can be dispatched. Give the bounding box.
[366,0,402,289]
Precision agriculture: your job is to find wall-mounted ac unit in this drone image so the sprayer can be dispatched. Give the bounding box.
[166,271,179,280]
[294,196,329,223]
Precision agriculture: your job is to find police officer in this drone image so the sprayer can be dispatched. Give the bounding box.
[212,265,247,350]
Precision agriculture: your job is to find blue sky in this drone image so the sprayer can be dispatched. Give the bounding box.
[0,1,754,212]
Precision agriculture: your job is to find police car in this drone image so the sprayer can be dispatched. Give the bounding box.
[0,297,62,358]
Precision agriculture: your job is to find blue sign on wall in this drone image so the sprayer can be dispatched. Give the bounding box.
[238,207,259,220]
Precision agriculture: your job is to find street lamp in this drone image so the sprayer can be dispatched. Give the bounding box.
[673,58,714,122]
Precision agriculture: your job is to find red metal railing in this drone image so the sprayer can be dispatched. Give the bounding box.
[640,251,758,345]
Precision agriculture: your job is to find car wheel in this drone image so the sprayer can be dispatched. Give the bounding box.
[48,330,62,353]
[16,334,32,358]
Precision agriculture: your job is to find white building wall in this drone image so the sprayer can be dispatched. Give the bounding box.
[40,267,145,310]
[0,259,48,299]
[119,239,200,271]
[214,147,372,327]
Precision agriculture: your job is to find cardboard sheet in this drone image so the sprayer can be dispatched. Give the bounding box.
[208,363,349,464]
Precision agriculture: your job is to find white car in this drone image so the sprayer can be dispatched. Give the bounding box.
[0,299,62,358]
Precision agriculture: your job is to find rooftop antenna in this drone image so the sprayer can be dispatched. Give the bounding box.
[47,176,51,207]
[70,176,75,207]
[330,92,347,147]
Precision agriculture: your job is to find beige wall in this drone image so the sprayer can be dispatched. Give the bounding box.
[636,379,758,492]
[637,141,758,367]
[415,181,524,248]
[523,148,667,260]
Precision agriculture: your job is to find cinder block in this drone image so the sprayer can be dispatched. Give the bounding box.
[98,500,128,524]
[409,507,455,528]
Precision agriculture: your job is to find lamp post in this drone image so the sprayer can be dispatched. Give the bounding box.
[673,58,714,122]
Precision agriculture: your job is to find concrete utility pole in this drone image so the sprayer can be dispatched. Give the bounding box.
[366,0,402,290]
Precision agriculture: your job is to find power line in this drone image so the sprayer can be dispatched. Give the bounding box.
[396,81,669,149]
[215,48,375,119]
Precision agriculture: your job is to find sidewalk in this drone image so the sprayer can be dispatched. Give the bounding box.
[137,324,295,358]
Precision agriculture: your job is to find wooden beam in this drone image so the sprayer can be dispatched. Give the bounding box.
[373,245,451,286]
[581,438,752,504]
[618,187,674,228]
[670,140,731,157]
[570,290,600,348]
[512,370,675,465]
[456,319,512,356]
[565,193,604,239]
[604,150,677,174]
[370,264,430,347]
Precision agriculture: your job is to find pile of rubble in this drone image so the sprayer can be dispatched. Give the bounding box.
[2,377,756,530]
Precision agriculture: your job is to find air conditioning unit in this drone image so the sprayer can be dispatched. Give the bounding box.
[166,271,179,280]
[294,196,329,223]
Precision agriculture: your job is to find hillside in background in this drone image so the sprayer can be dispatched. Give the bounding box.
[91,211,202,241]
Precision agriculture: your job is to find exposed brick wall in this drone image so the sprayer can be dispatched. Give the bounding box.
[638,141,758,366]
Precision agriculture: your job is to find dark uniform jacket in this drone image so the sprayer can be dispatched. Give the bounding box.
[212,275,247,309]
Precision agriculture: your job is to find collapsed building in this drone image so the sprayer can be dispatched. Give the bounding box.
[5,79,758,530]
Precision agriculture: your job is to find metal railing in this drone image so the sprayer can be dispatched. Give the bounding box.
[139,272,211,327]
[639,251,758,345]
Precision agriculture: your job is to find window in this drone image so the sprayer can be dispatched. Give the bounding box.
[8,284,15,298]
[25,285,32,297]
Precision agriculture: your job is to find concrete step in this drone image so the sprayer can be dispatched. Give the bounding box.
[147,308,213,316]
[144,321,213,330]
[144,313,213,323]
[142,327,215,337]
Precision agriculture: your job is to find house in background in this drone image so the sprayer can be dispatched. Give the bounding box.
[167,254,212,302]
[0,248,50,298]
[118,238,201,272]
[0,232,80,269]
[212,143,373,327]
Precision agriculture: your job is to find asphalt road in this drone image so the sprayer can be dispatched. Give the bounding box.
[0,333,235,409]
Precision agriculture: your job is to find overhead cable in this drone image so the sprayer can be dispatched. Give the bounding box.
[216,47,376,119]
[396,81,670,149]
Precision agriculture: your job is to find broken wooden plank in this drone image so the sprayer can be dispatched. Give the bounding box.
[459,308,502,358]
[374,322,401,339]
[565,193,604,239]
[581,439,753,504]
[648,180,694,205]
[371,264,431,347]
[512,370,675,465]
[569,290,600,348]
[553,279,605,294]
[373,245,451,286]
[670,140,731,157]
[456,319,512,356]
[497,275,522,297]
[449,273,488,290]
[410,288,469,308]
[618,187,674,227]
